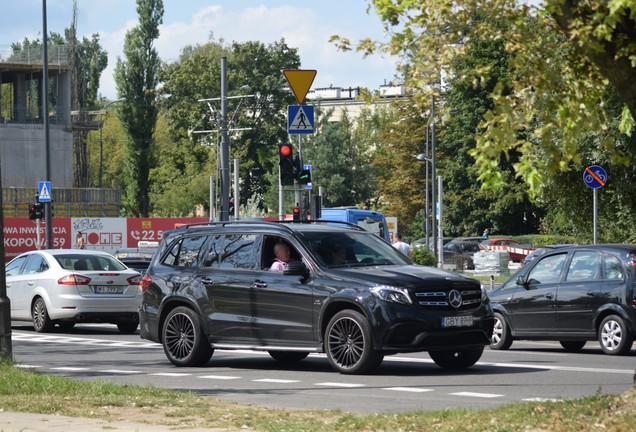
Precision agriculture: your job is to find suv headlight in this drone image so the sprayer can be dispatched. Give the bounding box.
[370,285,413,305]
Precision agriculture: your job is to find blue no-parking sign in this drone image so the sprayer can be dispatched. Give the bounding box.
[583,165,607,189]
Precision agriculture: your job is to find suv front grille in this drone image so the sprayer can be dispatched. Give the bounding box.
[414,284,482,311]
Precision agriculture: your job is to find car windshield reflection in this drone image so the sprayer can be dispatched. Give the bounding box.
[299,231,410,268]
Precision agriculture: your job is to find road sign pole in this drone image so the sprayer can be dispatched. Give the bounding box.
[593,188,598,244]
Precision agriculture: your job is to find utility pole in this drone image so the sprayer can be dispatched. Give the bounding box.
[43,0,53,249]
[219,57,230,221]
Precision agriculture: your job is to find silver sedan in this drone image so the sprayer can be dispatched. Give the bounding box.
[5,249,142,333]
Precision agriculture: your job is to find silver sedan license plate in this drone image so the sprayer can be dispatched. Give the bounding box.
[93,285,124,294]
[442,316,474,327]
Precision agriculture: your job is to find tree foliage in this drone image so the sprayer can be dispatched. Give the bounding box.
[333,0,636,198]
[68,1,108,187]
[440,37,544,237]
[154,37,299,217]
[114,0,163,216]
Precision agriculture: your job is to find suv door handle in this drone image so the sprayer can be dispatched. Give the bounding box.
[545,293,554,299]
[200,277,215,284]
[252,280,267,288]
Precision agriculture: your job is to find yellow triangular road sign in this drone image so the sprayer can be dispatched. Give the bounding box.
[283,69,317,105]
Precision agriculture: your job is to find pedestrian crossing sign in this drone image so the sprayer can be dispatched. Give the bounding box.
[287,105,314,134]
[38,181,52,202]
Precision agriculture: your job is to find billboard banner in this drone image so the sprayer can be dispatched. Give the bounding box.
[2,217,209,260]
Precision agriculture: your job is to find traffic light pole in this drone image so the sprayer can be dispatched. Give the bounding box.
[294,134,302,215]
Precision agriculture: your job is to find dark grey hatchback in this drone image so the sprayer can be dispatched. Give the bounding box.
[488,244,636,355]
[139,221,494,374]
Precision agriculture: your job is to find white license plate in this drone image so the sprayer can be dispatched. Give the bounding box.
[442,316,474,328]
[93,285,125,294]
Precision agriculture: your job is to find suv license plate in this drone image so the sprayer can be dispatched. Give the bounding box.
[442,316,474,327]
[93,286,124,294]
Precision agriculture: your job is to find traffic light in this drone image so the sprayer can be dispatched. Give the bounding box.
[228,196,235,215]
[292,206,301,221]
[297,168,311,185]
[28,202,45,220]
[279,144,294,186]
[34,202,45,219]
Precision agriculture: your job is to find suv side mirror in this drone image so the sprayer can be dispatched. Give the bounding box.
[284,260,309,276]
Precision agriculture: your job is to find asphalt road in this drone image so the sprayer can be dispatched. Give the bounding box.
[9,323,635,414]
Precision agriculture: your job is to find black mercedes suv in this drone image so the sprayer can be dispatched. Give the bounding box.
[139,220,494,374]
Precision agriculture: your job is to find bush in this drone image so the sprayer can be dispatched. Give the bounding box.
[412,246,437,266]
[513,234,578,247]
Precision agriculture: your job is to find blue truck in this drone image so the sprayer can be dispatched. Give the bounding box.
[319,207,390,241]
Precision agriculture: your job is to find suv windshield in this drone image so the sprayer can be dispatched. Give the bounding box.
[299,230,410,268]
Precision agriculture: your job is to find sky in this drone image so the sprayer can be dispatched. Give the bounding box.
[1,0,399,100]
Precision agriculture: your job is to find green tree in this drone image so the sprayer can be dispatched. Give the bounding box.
[300,106,379,209]
[440,36,545,237]
[372,101,426,234]
[334,1,636,197]
[154,38,299,217]
[114,0,163,216]
[67,0,108,187]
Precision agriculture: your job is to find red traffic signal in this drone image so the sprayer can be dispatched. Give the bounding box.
[279,144,295,186]
[28,204,37,220]
[292,206,301,221]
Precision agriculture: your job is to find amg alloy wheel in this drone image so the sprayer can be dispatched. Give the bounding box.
[325,310,383,374]
[162,306,213,366]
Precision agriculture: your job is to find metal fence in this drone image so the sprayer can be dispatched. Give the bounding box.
[2,187,122,218]
[0,44,70,66]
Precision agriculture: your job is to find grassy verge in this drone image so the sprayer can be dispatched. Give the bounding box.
[1,361,635,431]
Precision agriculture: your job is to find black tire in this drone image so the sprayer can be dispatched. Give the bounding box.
[32,297,54,333]
[598,315,633,355]
[268,351,310,362]
[490,312,513,350]
[162,306,213,367]
[117,321,139,334]
[559,340,586,352]
[57,321,76,331]
[325,310,383,374]
[429,346,484,370]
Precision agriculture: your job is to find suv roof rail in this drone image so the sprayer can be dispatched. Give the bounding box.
[170,219,368,234]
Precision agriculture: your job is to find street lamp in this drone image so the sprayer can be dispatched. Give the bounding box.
[98,99,124,188]
[416,95,438,256]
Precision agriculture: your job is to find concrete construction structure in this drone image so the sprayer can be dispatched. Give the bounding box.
[0,44,121,217]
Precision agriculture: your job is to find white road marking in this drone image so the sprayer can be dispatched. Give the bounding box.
[315,382,366,388]
[51,367,90,371]
[150,373,192,377]
[253,378,300,384]
[450,392,504,398]
[199,375,241,380]
[96,369,143,374]
[384,387,435,393]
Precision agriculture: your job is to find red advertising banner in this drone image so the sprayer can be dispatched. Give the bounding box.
[125,218,208,247]
[3,218,72,261]
[3,217,209,262]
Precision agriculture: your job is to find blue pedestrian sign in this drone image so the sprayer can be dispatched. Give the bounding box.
[288,105,314,134]
[38,181,52,202]
[583,165,607,189]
